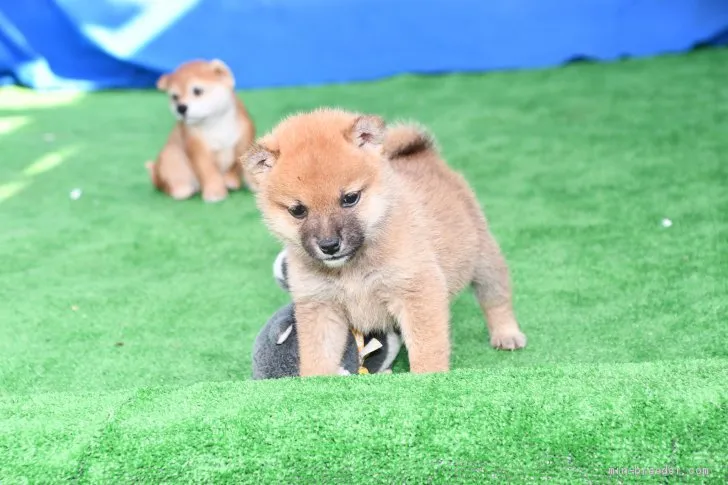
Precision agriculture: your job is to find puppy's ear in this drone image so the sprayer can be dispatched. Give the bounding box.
[348,115,386,149]
[209,59,235,88]
[241,142,277,186]
[156,74,169,91]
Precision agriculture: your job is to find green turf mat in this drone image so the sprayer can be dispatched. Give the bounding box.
[1,48,727,483]
[2,359,726,483]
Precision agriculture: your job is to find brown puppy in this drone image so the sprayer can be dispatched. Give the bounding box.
[244,108,526,376]
[146,59,256,202]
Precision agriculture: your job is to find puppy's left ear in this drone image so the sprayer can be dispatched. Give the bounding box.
[209,59,235,88]
[348,115,385,149]
[241,142,277,187]
[156,74,169,91]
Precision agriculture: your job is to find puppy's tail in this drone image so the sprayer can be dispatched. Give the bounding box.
[383,123,438,160]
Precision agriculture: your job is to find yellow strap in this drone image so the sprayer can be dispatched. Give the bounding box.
[352,328,365,354]
[351,329,368,374]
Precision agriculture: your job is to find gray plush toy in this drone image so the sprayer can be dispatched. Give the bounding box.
[252,249,402,379]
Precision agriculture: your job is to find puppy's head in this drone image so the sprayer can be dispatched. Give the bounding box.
[156,59,236,124]
[243,109,393,269]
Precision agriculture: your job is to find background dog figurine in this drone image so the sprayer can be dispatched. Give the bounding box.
[244,109,526,377]
[146,59,256,202]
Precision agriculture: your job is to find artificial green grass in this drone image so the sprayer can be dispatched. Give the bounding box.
[1,48,727,483]
[2,360,726,482]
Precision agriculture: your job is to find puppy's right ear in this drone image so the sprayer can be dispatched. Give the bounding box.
[209,59,235,88]
[241,142,277,186]
[156,74,169,91]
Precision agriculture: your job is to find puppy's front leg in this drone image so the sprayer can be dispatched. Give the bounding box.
[295,301,349,377]
[186,136,227,202]
[389,271,451,374]
[223,161,243,191]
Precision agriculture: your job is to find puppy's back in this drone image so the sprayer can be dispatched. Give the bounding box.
[384,124,488,292]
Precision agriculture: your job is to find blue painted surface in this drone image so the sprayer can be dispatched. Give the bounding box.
[1,0,727,91]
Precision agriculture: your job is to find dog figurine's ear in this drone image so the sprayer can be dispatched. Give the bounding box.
[348,115,386,149]
[156,74,169,91]
[252,303,300,380]
[209,59,235,88]
[276,324,294,345]
[241,141,278,187]
[273,249,290,292]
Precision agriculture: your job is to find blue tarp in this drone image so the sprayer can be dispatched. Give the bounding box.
[1,0,727,91]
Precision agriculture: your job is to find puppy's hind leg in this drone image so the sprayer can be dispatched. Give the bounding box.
[472,231,526,351]
[154,141,199,200]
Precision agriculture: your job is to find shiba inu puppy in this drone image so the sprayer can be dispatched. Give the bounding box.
[243,108,526,376]
[146,59,256,202]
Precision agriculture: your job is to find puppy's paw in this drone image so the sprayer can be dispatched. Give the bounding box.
[202,185,228,203]
[490,330,527,351]
[224,172,242,190]
[168,185,197,200]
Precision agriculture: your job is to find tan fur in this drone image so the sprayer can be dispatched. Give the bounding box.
[244,108,526,376]
[147,59,257,202]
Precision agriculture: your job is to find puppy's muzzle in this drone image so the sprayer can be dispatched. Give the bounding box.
[317,237,341,255]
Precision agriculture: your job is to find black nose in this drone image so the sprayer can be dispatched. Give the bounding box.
[318,237,341,255]
[176,104,188,115]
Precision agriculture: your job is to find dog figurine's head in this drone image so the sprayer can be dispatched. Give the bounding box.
[156,59,236,125]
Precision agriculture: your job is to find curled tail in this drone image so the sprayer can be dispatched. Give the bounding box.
[383,123,438,160]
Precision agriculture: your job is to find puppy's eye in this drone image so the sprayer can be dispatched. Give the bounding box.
[341,191,361,208]
[171,93,179,101]
[192,87,203,96]
[288,204,308,219]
